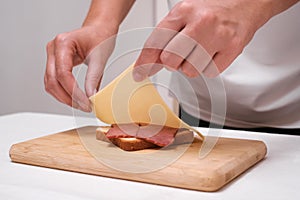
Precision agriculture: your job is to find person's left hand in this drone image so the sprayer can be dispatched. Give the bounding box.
[133,0,273,80]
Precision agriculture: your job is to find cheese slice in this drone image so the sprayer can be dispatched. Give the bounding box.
[89,65,204,140]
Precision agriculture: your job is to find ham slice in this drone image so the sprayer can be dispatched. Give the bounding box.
[105,124,178,147]
[105,124,139,138]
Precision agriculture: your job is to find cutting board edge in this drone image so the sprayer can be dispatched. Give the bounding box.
[8,126,268,192]
[9,146,266,192]
[219,140,267,191]
[196,140,267,191]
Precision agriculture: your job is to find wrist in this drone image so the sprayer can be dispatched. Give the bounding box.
[82,0,135,34]
[264,0,299,19]
[247,0,274,30]
[82,17,120,33]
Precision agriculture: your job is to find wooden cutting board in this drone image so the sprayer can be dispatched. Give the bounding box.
[9,126,267,192]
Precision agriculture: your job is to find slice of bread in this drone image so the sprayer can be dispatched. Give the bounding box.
[110,138,158,151]
[96,126,194,151]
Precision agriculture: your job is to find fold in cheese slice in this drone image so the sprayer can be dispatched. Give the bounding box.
[89,65,204,140]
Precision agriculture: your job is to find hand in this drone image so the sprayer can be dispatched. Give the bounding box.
[44,25,117,112]
[133,0,275,80]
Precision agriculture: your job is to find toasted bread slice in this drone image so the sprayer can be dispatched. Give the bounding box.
[96,126,194,151]
[109,138,158,151]
[96,126,158,151]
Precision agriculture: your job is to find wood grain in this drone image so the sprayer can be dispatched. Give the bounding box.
[9,126,267,192]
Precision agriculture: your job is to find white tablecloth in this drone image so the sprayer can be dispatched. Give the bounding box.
[0,112,299,200]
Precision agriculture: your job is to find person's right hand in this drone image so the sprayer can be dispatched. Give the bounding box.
[44,25,117,112]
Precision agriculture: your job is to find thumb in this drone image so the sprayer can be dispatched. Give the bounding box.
[85,65,103,97]
[85,37,115,97]
[85,54,105,97]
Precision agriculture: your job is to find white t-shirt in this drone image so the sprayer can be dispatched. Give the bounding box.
[169,1,300,128]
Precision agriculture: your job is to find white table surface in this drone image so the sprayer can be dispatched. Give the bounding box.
[0,112,299,200]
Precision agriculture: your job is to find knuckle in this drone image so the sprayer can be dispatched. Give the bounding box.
[46,41,53,52]
[194,10,217,27]
[217,25,236,40]
[54,33,68,45]
[201,10,217,23]
[176,1,194,14]
[188,11,218,34]
[166,3,184,21]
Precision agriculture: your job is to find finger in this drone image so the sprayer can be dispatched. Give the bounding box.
[180,44,214,77]
[54,37,91,112]
[133,30,173,82]
[85,55,104,97]
[85,37,115,97]
[45,42,82,110]
[148,63,164,77]
[180,59,200,77]
[202,54,220,78]
[45,41,74,107]
[203,51,235,78]
[160,29,196,71]
[45,80,81,110]
[133,12,185,81]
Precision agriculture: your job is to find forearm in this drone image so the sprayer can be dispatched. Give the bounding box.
[255,0,299,27]
[82,0,135,29]
[237,0,299,34]
[269,0,299,16]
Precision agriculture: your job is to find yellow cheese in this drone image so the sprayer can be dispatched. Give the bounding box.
[89,65,204,140]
